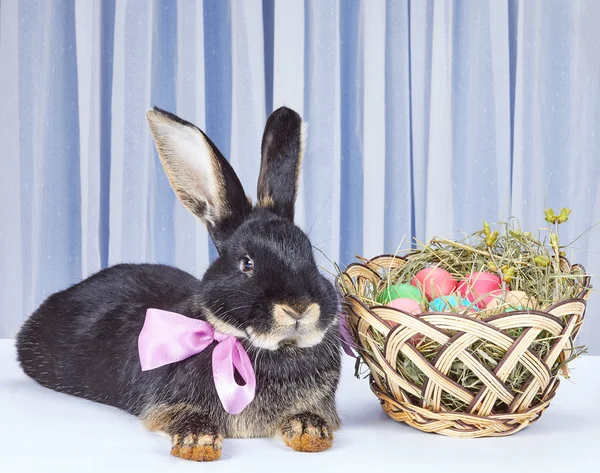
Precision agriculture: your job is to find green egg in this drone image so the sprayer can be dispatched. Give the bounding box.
[377,283,423,304]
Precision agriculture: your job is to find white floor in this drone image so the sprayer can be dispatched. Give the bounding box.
[1,339,598,473]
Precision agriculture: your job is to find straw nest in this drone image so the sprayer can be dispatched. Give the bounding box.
[337,213,592,437]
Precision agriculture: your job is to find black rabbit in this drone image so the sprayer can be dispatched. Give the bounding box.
[16,107,341,461]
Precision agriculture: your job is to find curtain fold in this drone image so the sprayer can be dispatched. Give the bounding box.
[1,0,599,353]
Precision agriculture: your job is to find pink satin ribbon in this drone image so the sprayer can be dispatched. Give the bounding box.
[138,308,256,415]
[339,313,357,358]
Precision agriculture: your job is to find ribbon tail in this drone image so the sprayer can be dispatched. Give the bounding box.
[212,337,256,415]
[339,313,357,358]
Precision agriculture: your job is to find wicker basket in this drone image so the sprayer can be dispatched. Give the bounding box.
[339,255,591,438]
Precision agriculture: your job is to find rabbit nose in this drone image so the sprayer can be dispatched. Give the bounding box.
[274,303,319,325]
[283,307,304,320]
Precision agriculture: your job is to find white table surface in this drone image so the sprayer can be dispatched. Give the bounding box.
[1,339,599,473]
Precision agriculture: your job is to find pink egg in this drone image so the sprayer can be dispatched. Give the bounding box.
[458,272,502,308]
[385,298,422,328]
[387,298,424,345]
[411,267,458,300]
[387,298,421,314]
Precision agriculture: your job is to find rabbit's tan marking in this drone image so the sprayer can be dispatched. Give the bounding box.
[141,403,185,432]
[142,403,223,462]
[273,302,320,326]
[302,303,321,323]
[245,327,281,350]
[246,302,327,350]
[146,109,229,226]
[171,433,223,462]
[280,413,333,453]
[296,122,308,191]
[257,195,275,209]
[205,312,247,339]
[294,328,328,348]
[225,371,340,439]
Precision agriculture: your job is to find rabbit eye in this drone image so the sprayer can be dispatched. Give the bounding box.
[240,256,254,274]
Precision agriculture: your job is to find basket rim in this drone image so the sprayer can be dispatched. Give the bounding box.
[342,292,588,323]
[338,252,592,304]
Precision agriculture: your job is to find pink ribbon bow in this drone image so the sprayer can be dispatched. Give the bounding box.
[138,308,256,415]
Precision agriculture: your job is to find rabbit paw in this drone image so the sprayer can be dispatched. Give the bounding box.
[141,404,223,462]
[280,413,333,453]
[170,431,223,462]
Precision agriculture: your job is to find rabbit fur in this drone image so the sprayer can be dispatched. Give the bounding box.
[16,107,342,461]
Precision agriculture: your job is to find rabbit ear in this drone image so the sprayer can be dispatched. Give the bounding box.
[256,106,306,221]
[146,107,252,251]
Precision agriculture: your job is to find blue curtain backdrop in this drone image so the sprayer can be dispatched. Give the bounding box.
[1,0,599,353]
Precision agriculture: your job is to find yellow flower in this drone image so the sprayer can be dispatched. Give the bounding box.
[483,221,491,236]
[545,207,571,224]
[502,266,515,283]
[534,256,550,267]
[485,230,499,247]
[557,208,572,223]
[544,208,557,224]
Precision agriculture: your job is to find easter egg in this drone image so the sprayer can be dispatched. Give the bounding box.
[411,267,458,300]
[486,290,537,312]
[458,272,502,308]
[387,298,421,314]
[408,333,426,346]
[429,296,472,313]
[384,298,422,329]
[377,283,423,305]
[481,289,503,308]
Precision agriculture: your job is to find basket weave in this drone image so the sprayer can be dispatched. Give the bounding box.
[339,255,590,438]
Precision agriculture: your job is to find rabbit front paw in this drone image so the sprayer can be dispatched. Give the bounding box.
[170,431,223,462]
[280,413,333,453]
[141,403,223,461]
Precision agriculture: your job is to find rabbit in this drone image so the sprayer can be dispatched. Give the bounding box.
[16,106,342,462]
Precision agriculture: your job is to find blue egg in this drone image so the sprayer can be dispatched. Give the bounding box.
[429,296,473,312]
[506,305,526,312]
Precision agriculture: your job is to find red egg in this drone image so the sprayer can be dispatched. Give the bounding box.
[408,334,425,346]
[458,272,502,308]
[411,267,458,300]
[385,298,424,344]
